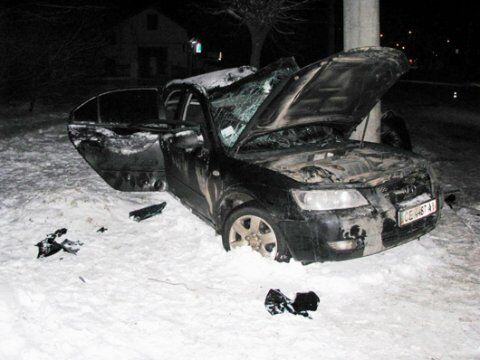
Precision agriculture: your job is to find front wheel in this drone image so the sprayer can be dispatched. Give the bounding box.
[222,204,290,262]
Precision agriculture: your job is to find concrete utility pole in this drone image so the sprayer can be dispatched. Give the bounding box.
[343,0,381,143]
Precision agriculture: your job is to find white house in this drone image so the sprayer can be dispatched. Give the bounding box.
[103,7,189,80]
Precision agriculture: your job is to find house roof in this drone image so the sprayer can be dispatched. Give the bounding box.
[105,4,187,32]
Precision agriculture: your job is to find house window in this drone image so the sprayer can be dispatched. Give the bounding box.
[146,13,158,30]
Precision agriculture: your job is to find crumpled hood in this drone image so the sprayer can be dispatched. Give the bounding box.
[235,47,409,149]
[254,144,428,186]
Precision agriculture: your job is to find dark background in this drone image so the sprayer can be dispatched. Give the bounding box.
[105,0,480,80]
[3,0,479,73]
[1,0,479,110]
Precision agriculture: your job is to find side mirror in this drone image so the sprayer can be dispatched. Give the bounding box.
[172,130,204,151]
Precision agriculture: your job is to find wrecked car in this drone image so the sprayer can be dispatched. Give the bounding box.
[68,47,441,263]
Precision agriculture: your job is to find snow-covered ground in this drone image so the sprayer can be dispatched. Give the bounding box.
[1,96,479,359]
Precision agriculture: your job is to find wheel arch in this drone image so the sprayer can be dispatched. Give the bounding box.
[214,188,260,232]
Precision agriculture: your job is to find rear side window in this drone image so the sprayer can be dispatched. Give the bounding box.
[99,89,159,125]
[72,98,97,122]
[164,90,182,122]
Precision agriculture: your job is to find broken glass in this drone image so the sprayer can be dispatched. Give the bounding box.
[209,59,298,148]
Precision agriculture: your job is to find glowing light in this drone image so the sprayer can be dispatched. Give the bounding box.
[408,30,413,35]
[189,38,203,54]
[396,43,400,47]
[380,33,384,38]
[446,39,451,43]
[453,91,458,99]
[402,46,406,50]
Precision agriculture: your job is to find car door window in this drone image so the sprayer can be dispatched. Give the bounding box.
[183,93,206,126]
[72,97,98,122]
[99,89,159,125]
[165,90,182,122]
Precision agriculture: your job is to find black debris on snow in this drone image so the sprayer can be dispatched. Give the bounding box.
[129,202,167,222]
[35,228,83,258]
[97,227,108,233]
[265,289,320,318]
[292,292,320,315]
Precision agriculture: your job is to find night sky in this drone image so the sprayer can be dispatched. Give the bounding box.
[3,0,479,79]
[131,0,480,81]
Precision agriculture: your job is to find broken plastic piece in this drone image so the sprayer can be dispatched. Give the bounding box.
[97,227,108,233]
[265,289,320,318]
[265,289,296,316]
[60,239,83,255]
[292,291,320,316]
[129,202,167,222]
[35,237,63,258]
[52,228,67,237]
[35,228,83,258]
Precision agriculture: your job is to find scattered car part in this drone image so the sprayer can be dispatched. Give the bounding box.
[60,239,83,255]
[35,229,83,258]
[265,289,320,318]
[129,202,167,222]
[35,237,63,258]
[292,291,321,315]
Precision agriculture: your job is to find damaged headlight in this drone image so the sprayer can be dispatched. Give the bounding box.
[292,189,368,211]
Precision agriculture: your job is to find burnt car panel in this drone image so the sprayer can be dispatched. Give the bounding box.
[68,89,169,191]
[248,142,428,185]
[68,47,441,263]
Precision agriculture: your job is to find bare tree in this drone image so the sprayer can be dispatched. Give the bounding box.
[211,0,312,68]
[0,2,107,111]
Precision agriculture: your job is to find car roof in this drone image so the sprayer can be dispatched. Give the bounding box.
[166,66,256,95]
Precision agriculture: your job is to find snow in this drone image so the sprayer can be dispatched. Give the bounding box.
[69,124,160,155]
[1,96,480,359]
[166,66,256,93]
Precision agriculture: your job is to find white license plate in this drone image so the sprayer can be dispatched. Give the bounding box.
[398,199,437,226]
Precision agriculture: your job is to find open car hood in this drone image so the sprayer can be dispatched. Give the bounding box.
[235,47,409,149]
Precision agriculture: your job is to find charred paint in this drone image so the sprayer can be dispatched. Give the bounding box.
[68,47,441,263]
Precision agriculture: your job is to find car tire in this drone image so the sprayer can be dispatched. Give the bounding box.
[222,203,290,262]
[381,111,412,151]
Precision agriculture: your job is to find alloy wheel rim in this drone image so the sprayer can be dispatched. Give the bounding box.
[228,215,278,259]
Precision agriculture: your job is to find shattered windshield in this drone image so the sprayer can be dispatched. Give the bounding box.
[241,125,344,152]
[209,59,298,148]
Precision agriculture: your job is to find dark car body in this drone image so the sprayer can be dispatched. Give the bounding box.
[68,47,441,263]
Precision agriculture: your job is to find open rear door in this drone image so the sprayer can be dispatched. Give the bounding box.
[68,88,170,191]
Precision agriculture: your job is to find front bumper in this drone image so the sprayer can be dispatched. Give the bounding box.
[277,192,442,263]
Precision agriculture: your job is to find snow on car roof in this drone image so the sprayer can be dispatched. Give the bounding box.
[166,66,256,93]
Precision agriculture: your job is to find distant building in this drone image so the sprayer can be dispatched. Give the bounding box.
[103,8,190,81]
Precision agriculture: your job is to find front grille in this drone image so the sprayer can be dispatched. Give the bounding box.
[382,215,437,247]
[377,171,432,205]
